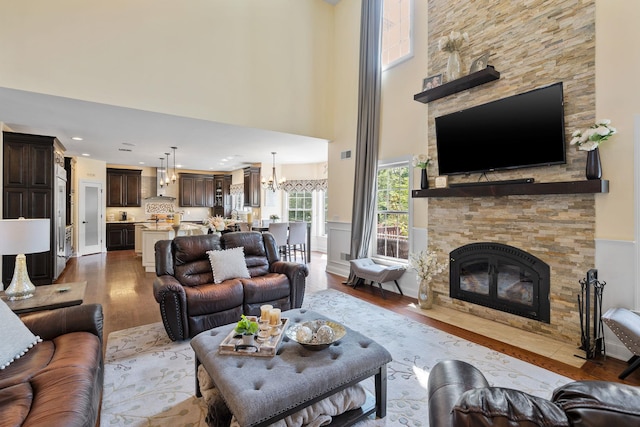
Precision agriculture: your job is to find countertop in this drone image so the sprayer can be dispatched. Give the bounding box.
[142,223,207,232]
[106,220,152,224]
[106,220,205,225]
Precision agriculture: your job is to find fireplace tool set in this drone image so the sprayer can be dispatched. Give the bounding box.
[577,268,606,360]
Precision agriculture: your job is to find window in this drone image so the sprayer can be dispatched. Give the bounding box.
[286,190,327,238]
[375,163,409,260]
[288,191,313,222]
[381,0,413,70]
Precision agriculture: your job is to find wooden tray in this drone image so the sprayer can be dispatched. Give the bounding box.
[218,317,289,357]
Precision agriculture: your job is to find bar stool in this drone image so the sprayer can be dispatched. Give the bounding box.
[287,222,307,264]
[268,222,289,261]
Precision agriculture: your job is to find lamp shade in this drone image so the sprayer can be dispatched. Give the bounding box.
[0,218,50,255]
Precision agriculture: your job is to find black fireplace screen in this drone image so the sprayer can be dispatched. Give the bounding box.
[451,243,550,323]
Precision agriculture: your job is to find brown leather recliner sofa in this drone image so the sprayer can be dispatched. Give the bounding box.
[428,359,640,427]
[0,304,104,427]
[153,231,309,341]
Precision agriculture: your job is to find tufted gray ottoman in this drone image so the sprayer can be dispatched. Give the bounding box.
[191,308,393,427]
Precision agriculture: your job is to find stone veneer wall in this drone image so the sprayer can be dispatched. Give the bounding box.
[425,0,596,342]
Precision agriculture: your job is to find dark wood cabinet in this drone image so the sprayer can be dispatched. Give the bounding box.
[212,174,232,217]
[107,168,141,207]
[243,167,261,208]
[205,176,215,208]
[106,223,135,251]
[2,132,61,286]
[179,173,214,207]
[223,174,232,216]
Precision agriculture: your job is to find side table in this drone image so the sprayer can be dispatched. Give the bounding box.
[0,281,87,314]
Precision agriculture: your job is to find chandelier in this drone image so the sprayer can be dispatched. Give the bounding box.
[261,152,286,192]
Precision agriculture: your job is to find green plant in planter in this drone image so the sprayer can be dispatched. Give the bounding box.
[269,214,280,222]
[235,315,259,336]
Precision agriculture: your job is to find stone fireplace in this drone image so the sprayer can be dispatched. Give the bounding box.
[423,0,596,344]
[450,242,550,323]
[427,193,596,343]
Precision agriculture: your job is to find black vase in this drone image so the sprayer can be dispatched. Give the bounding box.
[420,168,429,189]
[585,148,602,180]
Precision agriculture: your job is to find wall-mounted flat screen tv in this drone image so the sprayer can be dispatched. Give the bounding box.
[435,82,566,176]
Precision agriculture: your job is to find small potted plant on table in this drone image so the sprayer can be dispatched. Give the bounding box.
[235,314,259,345]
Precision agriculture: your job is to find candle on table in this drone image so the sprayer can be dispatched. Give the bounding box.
[260,304,273,321]
[269,308,281,326]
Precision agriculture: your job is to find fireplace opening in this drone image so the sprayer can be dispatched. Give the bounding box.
[450,242,550,323]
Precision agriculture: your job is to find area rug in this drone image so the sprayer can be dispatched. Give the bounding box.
[101,289,571,426]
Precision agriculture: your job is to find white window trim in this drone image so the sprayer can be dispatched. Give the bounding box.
[371,155,413,265]
[284,190,326,238]
[381,0,415,72]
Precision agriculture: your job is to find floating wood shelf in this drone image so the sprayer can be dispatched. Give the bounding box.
[411,180,609,198]
[414,66,501,103]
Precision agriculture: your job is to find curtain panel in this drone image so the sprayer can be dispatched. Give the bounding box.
[348,0,383,283]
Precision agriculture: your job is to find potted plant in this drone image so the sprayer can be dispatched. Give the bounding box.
[235,314,259,345]
[269,214,280,223]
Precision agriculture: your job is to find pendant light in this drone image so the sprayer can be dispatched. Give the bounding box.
[159,157,165,188]
[164,152,171,186]
[171,146,177,183]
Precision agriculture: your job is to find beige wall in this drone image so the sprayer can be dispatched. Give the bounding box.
[328,0,361,223]
[281,163,326,180]
[595,1,640,241]
[0,0,335,140]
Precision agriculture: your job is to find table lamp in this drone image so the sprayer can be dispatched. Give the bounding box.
[0,218,50,300]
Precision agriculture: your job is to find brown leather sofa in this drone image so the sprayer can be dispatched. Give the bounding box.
[0,304,104,427]
[428,359,640,427]
[153,231,309,341]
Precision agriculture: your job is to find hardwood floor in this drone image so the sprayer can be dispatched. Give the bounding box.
[57,249,640,387]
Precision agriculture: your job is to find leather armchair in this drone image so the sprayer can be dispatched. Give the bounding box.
[153,231,309,341]
[428,359,640,427]
[0,304,104,427]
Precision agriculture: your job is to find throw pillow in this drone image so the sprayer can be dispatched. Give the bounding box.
[207,247,250,284]
[0,298,42,369]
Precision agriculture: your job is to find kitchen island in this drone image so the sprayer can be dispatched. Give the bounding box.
[141,222,208,272]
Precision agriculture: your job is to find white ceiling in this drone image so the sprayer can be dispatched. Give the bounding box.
[0,86,329,172]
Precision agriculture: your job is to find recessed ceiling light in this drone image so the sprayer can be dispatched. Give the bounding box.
[81,153,90,157]
[139,161,145,165]
[72,137,83,141]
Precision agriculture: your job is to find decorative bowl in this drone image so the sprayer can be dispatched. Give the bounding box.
[285,319,346,350]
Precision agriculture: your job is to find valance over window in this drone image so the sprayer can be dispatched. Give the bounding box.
[281,179,327,193]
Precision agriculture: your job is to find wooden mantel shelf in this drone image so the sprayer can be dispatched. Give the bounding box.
[414,66,500,103]
[411,180,609,198]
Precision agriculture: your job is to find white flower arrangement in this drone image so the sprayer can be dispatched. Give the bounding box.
[569,119,617,151]
[408,249,448,282]
[412,154,431,169]
[438,30,469,53]
[204,215,228,232]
